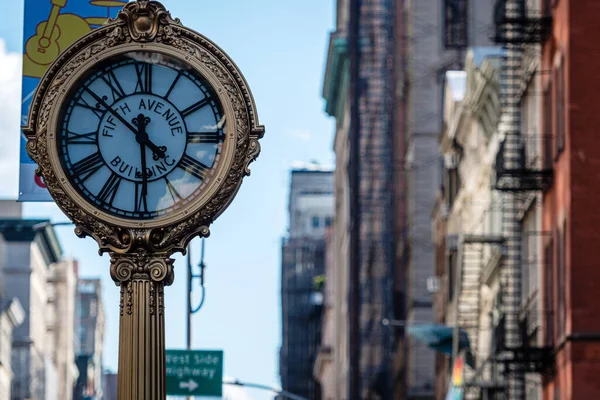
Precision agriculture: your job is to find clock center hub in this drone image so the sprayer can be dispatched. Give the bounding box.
[98,94,187,182]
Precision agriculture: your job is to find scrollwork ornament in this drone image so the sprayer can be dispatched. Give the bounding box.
[110,257,135,285]
[148,258,174,285]
[126,282,133,315]
[119,287,125,316]
[149,282,156,315]
[158,284,165,315]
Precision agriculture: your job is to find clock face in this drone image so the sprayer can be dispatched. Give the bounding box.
[57,52,226,220]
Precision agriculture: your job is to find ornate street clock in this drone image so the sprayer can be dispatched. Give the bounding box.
[23,1,263,398]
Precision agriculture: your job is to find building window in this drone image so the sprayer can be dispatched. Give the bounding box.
[543,81,553,168]
[521,208,539,304]
[554,55,566,157]
[544,236,554,346]
[443,0,468,49]
[444,152,461,208]
[448,250,456,301]
[324,217,332,228]
[312,216,320,229]
[556,220,567,339]
[448,167,460,207]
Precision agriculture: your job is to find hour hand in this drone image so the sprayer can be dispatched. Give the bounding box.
[149,144,167,161]
[132,114,167,160]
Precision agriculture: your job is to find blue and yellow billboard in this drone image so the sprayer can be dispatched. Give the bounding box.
[18,0,126,201]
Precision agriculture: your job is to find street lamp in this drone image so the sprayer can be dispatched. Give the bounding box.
[381,318,406,327]
[32,221,74,231]
[224,380,309,400]
[381,318,437,327]
[185,238,207,400]
[186,237,207,350]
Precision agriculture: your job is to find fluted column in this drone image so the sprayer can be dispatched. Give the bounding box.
[110,251,175,400]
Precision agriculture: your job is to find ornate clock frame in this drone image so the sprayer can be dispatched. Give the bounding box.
[23,1,264,398]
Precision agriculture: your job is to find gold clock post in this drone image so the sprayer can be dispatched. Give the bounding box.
[111,251,174,399]
[22,1,264,399]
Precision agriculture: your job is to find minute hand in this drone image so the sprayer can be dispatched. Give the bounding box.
[84,89,166,159]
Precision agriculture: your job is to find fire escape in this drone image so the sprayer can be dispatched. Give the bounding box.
[491,0,554,395]
[494,135,552,192]
[353,0,396,397]
[453,220,504,399]
[493,0,552,193]
[456,234,504,398]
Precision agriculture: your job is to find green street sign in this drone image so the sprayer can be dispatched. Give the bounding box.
[166,350,223,397]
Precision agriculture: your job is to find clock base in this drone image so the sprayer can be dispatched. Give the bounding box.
[110,252,175,399]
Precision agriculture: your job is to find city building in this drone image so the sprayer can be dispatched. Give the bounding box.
[323,0,402,397]
[313,228,336,400]
[324,1,498,397]
[280,167,334,399]
[317,1,350,397]
[346,0,397,397]
[399,1,497,398]
[46,258,78,400]
[74,279,106,400]
[0,201,63,400]
[102,371,118,400]
[431,1,559,399]
[0,201,26,400]
[540,0,600,399]
[436,48,506,399]
[0,298,25,400]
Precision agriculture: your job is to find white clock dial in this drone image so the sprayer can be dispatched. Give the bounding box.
[58,52,226,219]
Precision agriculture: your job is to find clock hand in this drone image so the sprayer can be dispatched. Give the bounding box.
[138,141,149,213]
[134,117,150,213]
[132,114,167,160]
[85,89,140,133]
[85,89,167,159]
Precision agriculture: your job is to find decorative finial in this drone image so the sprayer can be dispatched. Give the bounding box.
[116,0,180,42]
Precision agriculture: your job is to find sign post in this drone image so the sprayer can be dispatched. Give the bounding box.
[166,350,223,397]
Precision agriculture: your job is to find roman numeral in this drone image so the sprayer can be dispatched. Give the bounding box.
[165,72,182,99]
[71,152,104,182]
[75,95,104,119]
[179,155,209,180]
[134,63,153,93]
[97,173,122,205]
[134,183,148,213]
[165,177,183,202]
[66,131,97,145]
[181,97,211,117]
[100,70,126,101]
[187,131,221,144]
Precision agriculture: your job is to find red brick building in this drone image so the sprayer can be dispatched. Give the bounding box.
[542,1,600,398]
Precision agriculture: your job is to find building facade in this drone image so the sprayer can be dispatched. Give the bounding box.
[400,1,497,398]
[74,279,105,400]
[280,168,334,399]
[432,1,560,398]
[347,0,397,397]
[102,371,118,400]
[436,48,506,399]
[313,228,336,400]
[0,206,63,400]
[46,258,78,400]
[0,299,25,400]
[318,0,600,398]
[0,201,26,400]
[541,0,600,399]
[318,1,350,397]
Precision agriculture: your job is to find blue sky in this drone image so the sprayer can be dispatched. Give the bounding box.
[0,1,336,398]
